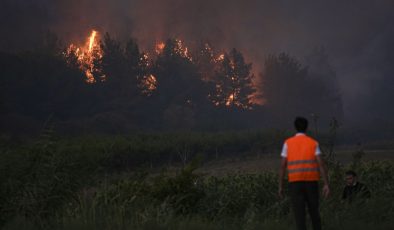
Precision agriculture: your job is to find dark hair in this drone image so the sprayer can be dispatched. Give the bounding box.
[294,117,308,132]
[345,170,357,177]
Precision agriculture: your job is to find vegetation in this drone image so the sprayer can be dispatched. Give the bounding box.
[0,132,393,230]
[0,32,343,135]
[0,21,391,230]
[261,52,343,123]
[1,2,393,230]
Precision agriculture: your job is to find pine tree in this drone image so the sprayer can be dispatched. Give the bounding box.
[213,48,255,110]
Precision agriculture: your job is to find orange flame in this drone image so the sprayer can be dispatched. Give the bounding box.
[216,54,225,62]
[225,94,235,107]
[155,42,165,54]
[65,30,104,83]
[64,30,259,108]
[175,39,192,61]
[88,30,97,52]
[139,74,157,96]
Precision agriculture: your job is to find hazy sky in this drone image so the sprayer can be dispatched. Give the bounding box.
[1,0,393,122]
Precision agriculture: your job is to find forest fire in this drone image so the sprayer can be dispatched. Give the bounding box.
[65,30,104,83]
[64,29,258,109]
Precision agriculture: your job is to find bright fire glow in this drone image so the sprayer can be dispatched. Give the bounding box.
[64,30,259,108]
[225,94,235,106]
[216,54,225,62]
[155,39,192,61]
[175,39,192,61]
[88,30,97,52]
[139,74,157,96]
[65,30,104,83]
[156,42,165,54]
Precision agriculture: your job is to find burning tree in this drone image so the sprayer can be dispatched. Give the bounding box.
[151,39,210,129]
[153,39,206,106]
[64,30,258,111]
[194,42,222,86]
[60,30,260,130]
[211,48,256,110]
[132,50,156,96]
[64,30,104,83]
[100,33,146,100]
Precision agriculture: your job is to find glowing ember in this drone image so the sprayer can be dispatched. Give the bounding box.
[173,39,192,61]
[155,42,165,54]
[216,54,225,62]
[179,40,192,61]
[225,94,235,106]
[139,74,157,95]
[145,74,157,91]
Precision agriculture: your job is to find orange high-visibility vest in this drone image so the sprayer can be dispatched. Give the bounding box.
[286,134,320,182]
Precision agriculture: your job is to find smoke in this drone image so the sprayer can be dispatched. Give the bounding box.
[1,0,394,125]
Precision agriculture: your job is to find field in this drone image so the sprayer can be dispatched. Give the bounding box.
[198,148,394,175]
[0,132,393,230]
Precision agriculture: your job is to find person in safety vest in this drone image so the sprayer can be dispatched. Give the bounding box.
[278,117,330,230]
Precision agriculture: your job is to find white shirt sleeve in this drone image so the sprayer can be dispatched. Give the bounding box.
[281,143,321,157]
[281,143,288,158]
[315,144,321,155]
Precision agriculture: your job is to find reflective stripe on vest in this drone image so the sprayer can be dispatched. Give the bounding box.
[288,167,319,173]
[286,134,320,182]
[287,160,317,166]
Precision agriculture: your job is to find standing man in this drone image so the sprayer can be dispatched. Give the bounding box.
[278,117,330,230]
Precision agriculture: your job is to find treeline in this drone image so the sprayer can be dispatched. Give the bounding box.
[0,33,343,135]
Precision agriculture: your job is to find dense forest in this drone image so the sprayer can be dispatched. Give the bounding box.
[0,32,343,135]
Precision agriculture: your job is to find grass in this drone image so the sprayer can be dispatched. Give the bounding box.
[0,132,394,229]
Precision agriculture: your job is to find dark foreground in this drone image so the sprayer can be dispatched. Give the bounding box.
[1,134,393,230]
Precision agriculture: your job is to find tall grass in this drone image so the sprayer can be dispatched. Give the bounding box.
[0,132,393,229]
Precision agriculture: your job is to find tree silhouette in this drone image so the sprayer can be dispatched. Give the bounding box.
[212,48,255,110]
[305,47,344,122]
[152,39,209,129]
[262,52,343,124]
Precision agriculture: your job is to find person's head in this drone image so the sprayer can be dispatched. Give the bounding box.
[345,170,357,186]
[294,117,308,133]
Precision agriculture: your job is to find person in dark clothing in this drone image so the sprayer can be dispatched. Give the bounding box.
[342,170,370,203]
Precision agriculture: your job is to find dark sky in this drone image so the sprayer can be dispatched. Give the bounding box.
[1,0,394,123]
